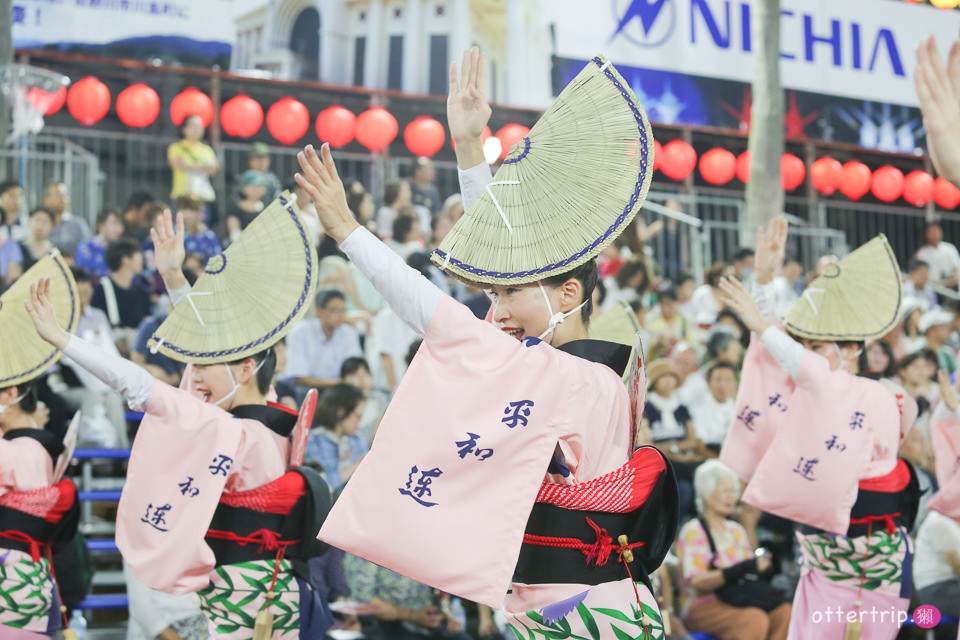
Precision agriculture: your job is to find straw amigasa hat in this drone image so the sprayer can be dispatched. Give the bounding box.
[0,250,80,388]
[148,191,317,364]
[431,54,655,286]
[782,235,902,341]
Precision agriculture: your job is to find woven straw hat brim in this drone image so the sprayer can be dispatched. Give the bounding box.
[0,250,80,387]
[148,191,317,364]
[782,235,902,342]
[431,54,655,286]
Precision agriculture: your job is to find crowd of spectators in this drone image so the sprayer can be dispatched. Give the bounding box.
[2,138,959,639]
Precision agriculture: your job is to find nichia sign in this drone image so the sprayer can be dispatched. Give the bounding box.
[551,0,960,106]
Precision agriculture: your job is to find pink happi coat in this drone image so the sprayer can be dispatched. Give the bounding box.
[116,379,289,594]
[928,406,960,522]
[319,295,634,609]
[720,336,901,534]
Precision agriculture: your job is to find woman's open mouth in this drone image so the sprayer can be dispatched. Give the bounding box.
[502,326,524,340]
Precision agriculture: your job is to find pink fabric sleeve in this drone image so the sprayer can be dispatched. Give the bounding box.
[116,381,287,594]
[0,437,53,494]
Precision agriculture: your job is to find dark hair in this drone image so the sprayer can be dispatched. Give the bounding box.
[732,247,755,262]
[315,383,365,430]
[860,340,896,378]
[657,284,679,302]
[95,207,119,227]
[383,179,405,206]
[897,349,938,377]
[227,347,276,395]
[29,206,54,222]
[406,339,423,366]
[0,380,38,414]
[315,288,346,309]
[615,258,649,291]
[716,309,749,347]
[105,238,141,272]
[706,361,738,382]
[341,357,370,378]
[178,114,204,137]
[706,331,738,361]
[346,189,369,220]
[70,266,93,285]
[0,180,21,197]
[907,258,930,273]
[543,258,599,326]
[175,195,202,212]
[674,272,695,288]
[704,262,730,287]
[391,213,417,242]
[125,190,155,211]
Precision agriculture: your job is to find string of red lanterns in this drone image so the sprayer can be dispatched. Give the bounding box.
[52,77,960,209]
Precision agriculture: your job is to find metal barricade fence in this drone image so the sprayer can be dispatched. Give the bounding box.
[2,134,100,226]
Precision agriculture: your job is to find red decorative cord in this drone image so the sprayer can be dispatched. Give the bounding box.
[0,529,43,562]
[205,528,300,554]
[849,512,900,536]
[521,518,645,567]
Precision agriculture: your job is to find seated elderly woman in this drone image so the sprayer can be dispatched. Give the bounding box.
[676,460,791,640]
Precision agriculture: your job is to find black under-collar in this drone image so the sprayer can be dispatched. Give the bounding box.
[557,339,632,377]
[3,428,64,460]
[229,403,298,437]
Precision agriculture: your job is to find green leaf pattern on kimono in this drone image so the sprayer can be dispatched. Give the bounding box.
[508,584,664,640]
[0,555,53,632]
[197,559,301,640]
[799,528,906,597]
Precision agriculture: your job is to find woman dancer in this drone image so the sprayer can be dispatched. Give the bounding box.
[24,200,332,640]
[298,49,677,640]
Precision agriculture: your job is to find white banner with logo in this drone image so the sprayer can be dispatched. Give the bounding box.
[550,0,960,107]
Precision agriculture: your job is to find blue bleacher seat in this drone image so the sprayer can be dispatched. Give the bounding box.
[78,490,123,502]
[76,594,128,610]
[85,539,119,553]
[688,633,719,640]
[73,448,132,460]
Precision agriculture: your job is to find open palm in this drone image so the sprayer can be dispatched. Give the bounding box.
[447,47,491,143]
[754,216,788,285]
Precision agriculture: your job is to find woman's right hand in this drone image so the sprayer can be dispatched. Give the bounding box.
[23,278,71,351]
[448,47,491,168]
[753,216,788,285]
[151,209,187,291]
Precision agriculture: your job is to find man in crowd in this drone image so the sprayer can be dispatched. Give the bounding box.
[0,179,25,240]
[282,288,363,396]
[90,238,152,356]
[915,222,960,289]
[121,190,158,244]
[45,181,92,255]
[903,258,938,311]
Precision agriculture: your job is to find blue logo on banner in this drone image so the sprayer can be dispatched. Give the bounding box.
[611,0,676,47]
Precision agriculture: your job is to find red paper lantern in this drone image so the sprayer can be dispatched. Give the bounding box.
[652,139,662,172]
[660,140,697,181]
[699,148,736,185]
[496,123,531,159]
[170,87,214,127]
[839,161,872,200]
[781,154,806,191]
[404,116,446,157]
[450,125,492,151]
[870,166,904,202]
[66,76,111,126]
[356,107,399,151]
[736,151,751,183]
[902,171,934,206]
[266,97,310,145]
[935,177,960,209]
[315,106,356,148]
[116,83,160,128]
[221,95,263,138]
[810,157,843,195]
[26,86,68,116]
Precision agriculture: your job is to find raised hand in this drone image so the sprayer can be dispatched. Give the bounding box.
[23,278,70,350]
[916,35,960,188]
[754,216,788,285]
[717,276,771,336]
[447,47,491,169]
[151,209,187,291]
[295,143,359,245]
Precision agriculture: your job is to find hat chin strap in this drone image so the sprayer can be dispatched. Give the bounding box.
[832,343,863,372]
[0,392,25,414]
[211,358,268,408]
[536,282,587,343]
